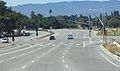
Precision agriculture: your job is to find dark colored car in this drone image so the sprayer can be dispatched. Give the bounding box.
[49,36,55,40]
[67,35,74,39]
[24,32,30,36]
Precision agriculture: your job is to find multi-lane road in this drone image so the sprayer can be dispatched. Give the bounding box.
[0,29,120,71]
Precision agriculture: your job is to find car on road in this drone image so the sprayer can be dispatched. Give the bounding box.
[24,32,30,36]
[49,36,55,40]
[1,37,9,43]
[67,35,74,39]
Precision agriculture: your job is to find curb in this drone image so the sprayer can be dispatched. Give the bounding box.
[38,31,54,39]
[113,41,120,47]
[100,45,120,62]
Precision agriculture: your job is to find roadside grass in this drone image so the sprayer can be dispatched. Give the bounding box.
[103,43,120,55]
[97,28,120,36]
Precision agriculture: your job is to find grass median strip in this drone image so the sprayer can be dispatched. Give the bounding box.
[97,28,120,36]
[103,43,120,56]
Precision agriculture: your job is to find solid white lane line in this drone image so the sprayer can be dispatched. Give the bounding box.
[99,37,102,42]
[92,32,96,36]
[0,44,39,57]
[0,44,29,52]
[84,34,86,38]
[65,65,69,68]
[99,52,120,68]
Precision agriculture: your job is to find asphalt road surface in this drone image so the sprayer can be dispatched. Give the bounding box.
[0,29,120,71]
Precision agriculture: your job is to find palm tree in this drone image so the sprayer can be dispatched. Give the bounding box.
[49,9,52,16]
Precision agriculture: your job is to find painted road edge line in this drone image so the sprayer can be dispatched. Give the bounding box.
[99,51,120,68]
[100,45,120,62]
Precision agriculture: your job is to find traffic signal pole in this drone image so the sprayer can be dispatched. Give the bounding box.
[12,30,15,45]
[99,19,107,43]
[36,27,38,39]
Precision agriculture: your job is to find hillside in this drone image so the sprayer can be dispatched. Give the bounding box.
[12,0,120,16]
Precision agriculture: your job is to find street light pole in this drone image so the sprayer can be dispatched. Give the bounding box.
[88,15,92,42]
[89,8,107,42]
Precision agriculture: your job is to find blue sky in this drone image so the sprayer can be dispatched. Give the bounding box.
[3,0,110,6]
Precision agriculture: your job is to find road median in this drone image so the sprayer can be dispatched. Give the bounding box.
[96,28,120,36]
[37,30,54,39]
[100,44,120,62]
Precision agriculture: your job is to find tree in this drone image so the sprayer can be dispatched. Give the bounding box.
[0,1,7,15]
[108,18,120,28]
[114,10,119,16]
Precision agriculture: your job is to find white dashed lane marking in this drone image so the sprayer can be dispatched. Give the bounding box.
[22,54,25,56]
[21,66,26,69]
[0,61,4,63]
[65,65,69,68]
[66,50,68,53]
[63,60,65,63]
[12,57,15,59]
[77,44,79,46]
[31,60,35,63]
[62,56,64,58]
[42,53,45,56]
[37,56,40,59]
[83,42,86,47]
[0,44,39,57]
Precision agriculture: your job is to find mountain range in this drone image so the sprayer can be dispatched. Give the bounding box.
[12,0,120,16]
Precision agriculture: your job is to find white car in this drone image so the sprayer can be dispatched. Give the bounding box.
[1,37,9,43]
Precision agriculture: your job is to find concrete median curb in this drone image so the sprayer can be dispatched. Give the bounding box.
[38,31,54,39]
[100,45,120,62]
